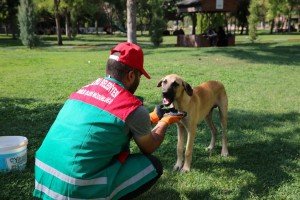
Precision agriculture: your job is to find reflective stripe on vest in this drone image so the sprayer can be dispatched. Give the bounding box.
[35,181,106,200]
[107,164,155,199]
[35,158,107,186]
[35,160,156,200]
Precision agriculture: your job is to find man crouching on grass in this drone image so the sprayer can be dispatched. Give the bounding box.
[33,42,186,200]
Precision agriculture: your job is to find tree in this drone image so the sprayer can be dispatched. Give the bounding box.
[248,0,259,42]
[196,13,209,34]
[266,0,300,33]
[1,0,20,38]
[236,0,250,35]
[137,0,152,35]
[282,0,300,32]
[149,0,166,46]
[65,0,92,38]
[35,0,65,45]
[112,0,126,31]
[266,0,282,33]
[18,0,38,48]
[0,1,9,34]
[53,0,63,45]
[127,0,137,43]
[257,0,268,29]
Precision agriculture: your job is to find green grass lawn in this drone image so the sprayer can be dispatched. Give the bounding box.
[0,33,299,200]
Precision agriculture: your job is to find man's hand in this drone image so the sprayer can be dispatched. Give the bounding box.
[159,111,187,125]
[149,105,177,124]
[138,109,187,154]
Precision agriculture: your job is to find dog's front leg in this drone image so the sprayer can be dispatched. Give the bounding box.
[181,126,197,172]
[174,123,186,171]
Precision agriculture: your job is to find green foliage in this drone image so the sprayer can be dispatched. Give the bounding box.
[196,13,209,34]
[196,13,225,34]
[136,0,152,32]
[149,0,166,47]
[18,0,39,48]
[236,0,250,27]
[248,0,259,42]
[1,0,19,38]
[266,0,280,20]
[150,16,166,46]
[210,13,225,29]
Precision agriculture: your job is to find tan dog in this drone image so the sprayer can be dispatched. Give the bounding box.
[157,74,229,172]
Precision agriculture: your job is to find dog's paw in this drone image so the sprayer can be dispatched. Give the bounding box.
[173,164,182,171]
[205,145,214,152]
[173,161,184,171]
[180,166,191,173]
[221,150,229,157]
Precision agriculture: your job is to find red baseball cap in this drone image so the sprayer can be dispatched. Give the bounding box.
[110,42,151,79]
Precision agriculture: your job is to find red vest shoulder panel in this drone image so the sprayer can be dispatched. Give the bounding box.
[69,78,142,121]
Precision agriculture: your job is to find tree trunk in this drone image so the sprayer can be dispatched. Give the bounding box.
[139,16,143,36]
[127,0,137,44]
[54,0,63,45]
[10,15,18,39]
[270,19,274,34]
[95,20,99,35]
[234,17,237,35]
[191,13,196,35]
[241,25,244,35]
[65,11,71,39]
[5,25,8,35]
[288,11,292,33]
[55,13,63,45]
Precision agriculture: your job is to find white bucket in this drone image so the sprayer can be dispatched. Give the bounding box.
[0,136,28,172]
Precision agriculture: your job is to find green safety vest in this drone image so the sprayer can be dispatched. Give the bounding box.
[33,78,157,199]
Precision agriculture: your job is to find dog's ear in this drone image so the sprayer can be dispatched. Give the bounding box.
[157,79,163,87]
[183,81,193,96]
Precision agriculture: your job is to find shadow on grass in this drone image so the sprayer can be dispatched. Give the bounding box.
[0,97,64,199]
[0,98,63,167]
[153,109,299,199]
[39,36,128,48]
[0,37,23,47]
[144,42,300,67]
[0,34,128,48]
[207,42,300,66]
[0,97,299,199]
[139,177,182,200]
[229,138,299,200]
[225,110,299,199]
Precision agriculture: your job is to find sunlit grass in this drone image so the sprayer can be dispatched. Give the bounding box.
[0,33,299,199]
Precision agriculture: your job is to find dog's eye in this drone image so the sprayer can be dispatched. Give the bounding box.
[163,79,167,84]
[171,81,179,88]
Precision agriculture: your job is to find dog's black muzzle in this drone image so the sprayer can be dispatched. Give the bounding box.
[162,89,175,106]
[161,81,179,106]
